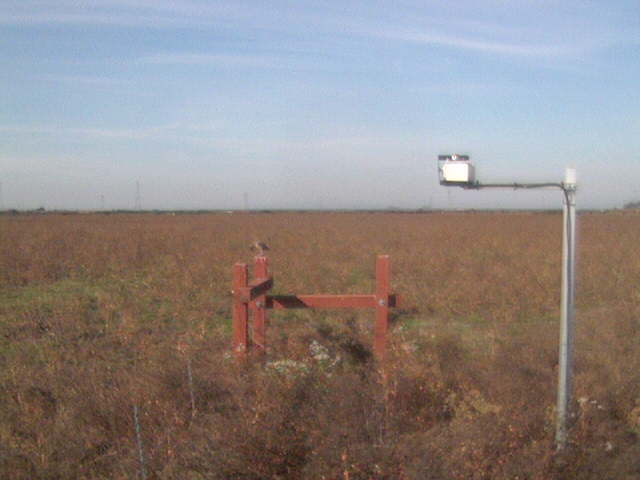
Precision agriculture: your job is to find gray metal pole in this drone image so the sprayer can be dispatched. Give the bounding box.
[555,167,576,450]
[133,404,147,480]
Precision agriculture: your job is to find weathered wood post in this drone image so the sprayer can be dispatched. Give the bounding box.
[251,256,269,354]
[232,262,249,357]
[374,255,390,360]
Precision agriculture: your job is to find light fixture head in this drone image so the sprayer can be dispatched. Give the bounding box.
[438,154,475,186]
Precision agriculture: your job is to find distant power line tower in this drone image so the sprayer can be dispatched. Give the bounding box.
[99,194,105,211]
[135,181,142,210]
[243,192,249,211]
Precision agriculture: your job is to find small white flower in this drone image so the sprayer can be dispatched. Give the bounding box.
[309,340,330,362]
[266,359,310,376]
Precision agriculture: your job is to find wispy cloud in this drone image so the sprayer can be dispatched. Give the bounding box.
[379,30,580,58]
[0,12,203,28]
[138,50,357,73]
[42,74,132,86]
[141,52,284,68]
[1,0,631,62]
[0,0,241,28]
[0,123,425,155]
[0,123,220,141]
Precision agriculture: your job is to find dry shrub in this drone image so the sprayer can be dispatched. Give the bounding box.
[1,212,640,478]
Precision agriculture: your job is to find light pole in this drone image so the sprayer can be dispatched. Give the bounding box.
[556,168,576,450]
[438,155,577,451]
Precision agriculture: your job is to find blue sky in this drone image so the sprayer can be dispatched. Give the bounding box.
[1,0,638,210]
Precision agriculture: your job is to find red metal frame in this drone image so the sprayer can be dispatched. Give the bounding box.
[231,255,399,359]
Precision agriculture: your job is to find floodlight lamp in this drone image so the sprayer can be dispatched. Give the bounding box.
[438,154,475,186]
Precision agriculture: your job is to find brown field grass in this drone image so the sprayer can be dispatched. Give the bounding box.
[1,211,639,479]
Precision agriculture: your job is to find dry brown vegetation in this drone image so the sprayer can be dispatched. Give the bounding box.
[1,211,639,479]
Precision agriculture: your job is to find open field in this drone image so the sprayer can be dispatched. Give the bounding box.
[1,211,639,479]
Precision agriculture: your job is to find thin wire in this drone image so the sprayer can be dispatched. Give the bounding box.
[187,358,196,419]
[133,405,147,480]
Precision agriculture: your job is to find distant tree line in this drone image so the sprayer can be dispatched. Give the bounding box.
[624,200,640,209]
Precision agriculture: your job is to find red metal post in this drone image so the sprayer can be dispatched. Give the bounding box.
[251,256,269,354]
[374,255,390,360]
[232,263,249,357]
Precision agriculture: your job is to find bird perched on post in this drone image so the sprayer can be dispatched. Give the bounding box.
[250,240,269,256]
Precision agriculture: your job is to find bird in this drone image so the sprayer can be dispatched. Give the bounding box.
[250,240,269,256]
